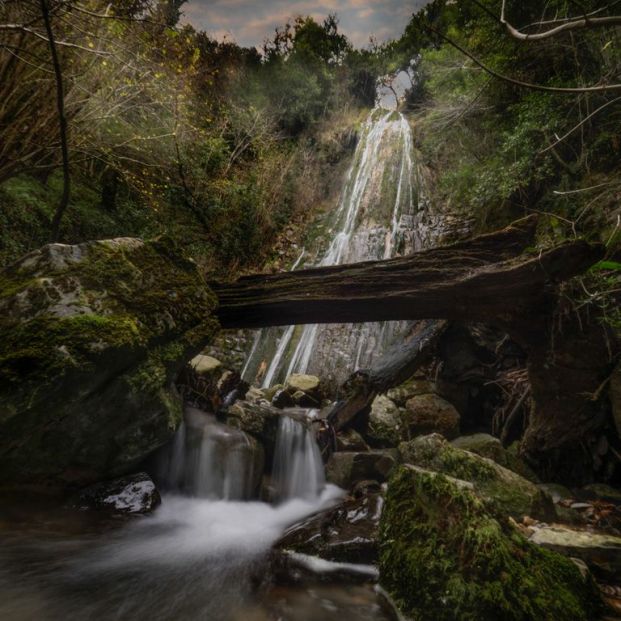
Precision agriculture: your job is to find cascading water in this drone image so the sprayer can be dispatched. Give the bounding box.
[272,414,325,501]
[242,68,440,388]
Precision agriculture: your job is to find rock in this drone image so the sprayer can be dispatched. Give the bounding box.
[402,393,460,440]
[0,238,218,490]
[386,377,435,407]
[291,390,320,408]
[285,373,320,395]
[263,383,284,403]
[399,434,556,521]
[73,472,161,514]
[244,386,269,404]
[275,492,383,563]
[226,400,283,459]
[611,360,621,440]
[379,465,603,621]
[326,451,396,490]
[336,428,369,452]
[270,550,379,586]
[366,395,402,447]
[451,434,539,482]
[581,483,621,504]
[537,483,573,503]
[529,524,621,579]
[189,354,221,376]
[271,388,294,409]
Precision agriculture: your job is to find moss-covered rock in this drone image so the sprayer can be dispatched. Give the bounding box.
[452,434,539,482]
[402,393,460,440]
[0,237,219,490]
[399,434,555,521]
[367,395,402,447]
[379,465,603,621]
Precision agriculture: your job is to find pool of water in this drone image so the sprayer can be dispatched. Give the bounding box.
[0,491,394,621]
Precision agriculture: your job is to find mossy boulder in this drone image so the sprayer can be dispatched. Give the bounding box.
[399,434,555,521]
[379,465,603,621]
[451,434,539,482]
[0,238,219,490]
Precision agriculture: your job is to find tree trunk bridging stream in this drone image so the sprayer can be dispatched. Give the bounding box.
[212,216,603,330]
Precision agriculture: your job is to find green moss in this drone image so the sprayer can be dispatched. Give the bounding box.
[0,313,143,385]
[399,435,555,521]
[380,465,603,621]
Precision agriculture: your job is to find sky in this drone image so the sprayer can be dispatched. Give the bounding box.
[181,0,429,50]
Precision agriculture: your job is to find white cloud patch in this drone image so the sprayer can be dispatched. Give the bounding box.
[180,0,429,48]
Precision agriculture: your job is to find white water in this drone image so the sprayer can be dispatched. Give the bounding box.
[157,407,259,500]
[245,106,422,388]
[272,414,326,501]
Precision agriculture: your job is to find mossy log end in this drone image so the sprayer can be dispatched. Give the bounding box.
[212,216,603,330]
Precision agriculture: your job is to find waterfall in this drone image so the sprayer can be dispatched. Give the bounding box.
[272,414,325,501]
[243,88,429,388]
[157,407,259,501]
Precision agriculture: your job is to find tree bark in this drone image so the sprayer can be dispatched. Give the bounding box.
[329,319,448,431]
[40,0,70,242]
[213,216,603,330]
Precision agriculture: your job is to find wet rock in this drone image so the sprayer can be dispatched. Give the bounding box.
[226,400,283,458]
[399,434,556,521]
[380,465,603,621]
[386,377,435,407]
[451,433,539,482]
[326,451,396,490]
[189,354,222,377]
[275,492,383,564]
[366,395,402,447]
[336,428,369,452]
[244,386,270,404]
[291,390,320,408]
[270,551,379,586]
[74,472,161,514]
[271,388,294,409]
[0,238,218,489]
[402,394,460,440]
[529,524,621,579]
[285,374,321,396]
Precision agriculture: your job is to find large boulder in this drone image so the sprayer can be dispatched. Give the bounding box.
[379,465,603,621]
[402,393,460,440]
[452,433,539,482]
[285,373,321,396]
[386,376,435,406]
[399,434,555,521]
[0,238,218,490]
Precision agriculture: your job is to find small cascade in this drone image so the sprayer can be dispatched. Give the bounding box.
[272,414,326,501]
[157,407,260,501]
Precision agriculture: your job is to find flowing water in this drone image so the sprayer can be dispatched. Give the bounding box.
[242,71,441,389]
[0,405,396,621]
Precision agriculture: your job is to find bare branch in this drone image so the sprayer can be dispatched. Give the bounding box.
[426,25,621,93]
[500,0,621,40]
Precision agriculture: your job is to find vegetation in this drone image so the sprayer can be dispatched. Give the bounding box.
[0,1,386,271]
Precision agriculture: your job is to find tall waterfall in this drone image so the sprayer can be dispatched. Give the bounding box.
[243,77,433,388]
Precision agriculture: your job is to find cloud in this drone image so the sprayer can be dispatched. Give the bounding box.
[180,0,428,49]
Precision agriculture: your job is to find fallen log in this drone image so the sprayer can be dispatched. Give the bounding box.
[329,319,448,431]
[213,216,603,330]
